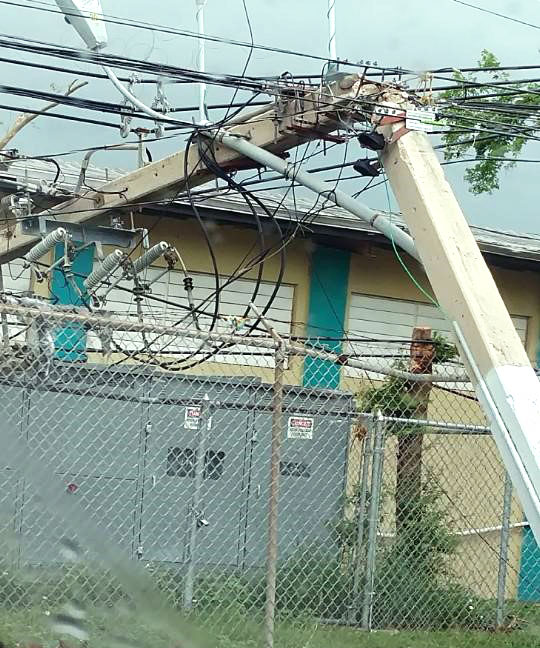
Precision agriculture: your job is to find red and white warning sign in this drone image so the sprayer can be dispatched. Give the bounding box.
[185,406,201,429]
[287,416,314,439]
[184,406,212,430]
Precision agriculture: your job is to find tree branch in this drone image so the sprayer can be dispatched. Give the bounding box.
[0,80,88,151]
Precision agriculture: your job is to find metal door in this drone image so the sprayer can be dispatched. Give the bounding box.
[19,365,145,564]
[139,376,259,567]
[243,386,352,567]
[19,474,139,564]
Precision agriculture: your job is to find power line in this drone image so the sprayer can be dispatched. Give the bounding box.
[0,83,193,126]
[448,0,540,31]
[0,33,265,92]
[0,0,406,76]
[0,102,123,129]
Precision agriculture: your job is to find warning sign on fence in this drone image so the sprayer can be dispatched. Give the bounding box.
[184,406,212,430]
[184,407,201,429]
[287,416,314,439]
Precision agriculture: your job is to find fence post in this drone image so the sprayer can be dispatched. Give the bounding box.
[349,418,374,624]
[183,393,210,610]
[496,471,513,627]
[264,339,285,648]
[361,411,385,630]
[0,267,9,345]
[249,302,286,648]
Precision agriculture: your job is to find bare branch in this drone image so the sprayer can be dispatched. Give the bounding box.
[0,80,89,151]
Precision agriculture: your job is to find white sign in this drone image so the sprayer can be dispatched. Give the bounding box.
[287,416,314,440]
[184,406,212,430]
[406,108,438,133]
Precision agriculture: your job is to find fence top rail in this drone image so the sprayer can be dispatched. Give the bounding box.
[0,298,472,384]
[360,412,491,435]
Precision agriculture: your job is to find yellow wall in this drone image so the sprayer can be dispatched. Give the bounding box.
[347,244,540,360]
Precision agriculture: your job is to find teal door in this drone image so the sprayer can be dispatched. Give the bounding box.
[518,526,540,601]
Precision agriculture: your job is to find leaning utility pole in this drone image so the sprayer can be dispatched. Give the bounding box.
[376,96,540,543]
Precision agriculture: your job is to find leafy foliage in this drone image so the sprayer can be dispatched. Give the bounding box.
[432,331,458,363]
[440,49,540,194]
[372,485,491,630]
[359,331,457,419]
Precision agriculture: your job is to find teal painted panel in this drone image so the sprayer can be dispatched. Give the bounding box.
[518,526,540,601]
[303,246,350,389]
[51,243,94,361]
[519,333,540,600]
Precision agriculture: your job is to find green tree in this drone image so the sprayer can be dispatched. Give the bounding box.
[440,49,540,194]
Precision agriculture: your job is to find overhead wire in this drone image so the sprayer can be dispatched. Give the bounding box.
[447,0,540,31]
[0,0,408,76]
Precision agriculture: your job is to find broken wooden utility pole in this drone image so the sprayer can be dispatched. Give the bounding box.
[395,326,434,534]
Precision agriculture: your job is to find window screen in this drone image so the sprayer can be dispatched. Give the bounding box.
[280,461,310,477]
[166,448,195,477]
[167,448,225,479]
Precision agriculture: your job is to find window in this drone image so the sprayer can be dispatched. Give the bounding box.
[204,450,225,480]
[345,293,529,382]
[166,448,225,480]
[280,461,310,478]
[87,267,294,367]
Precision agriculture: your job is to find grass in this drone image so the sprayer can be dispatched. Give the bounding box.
[0,604,539,648]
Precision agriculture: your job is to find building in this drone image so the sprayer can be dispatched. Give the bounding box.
[1,158,539,601]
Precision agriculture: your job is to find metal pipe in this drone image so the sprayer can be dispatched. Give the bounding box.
[360,413,491,435]
[75,144,137,194]
[219,133,420,262]
[196,0,209,124]
[183,393,210,610]
[361,411,385,630]
[349,420,374,624]
[377,520,528,539]
[496,472,513,627]
[0,265,9,346]
[263,341,285,648]
[327,0,337,61]
[103,66,194,128]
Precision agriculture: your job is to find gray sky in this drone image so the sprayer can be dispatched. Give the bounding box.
[1,0,540,232]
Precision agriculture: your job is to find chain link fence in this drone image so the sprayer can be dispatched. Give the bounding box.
[0,300,538,647]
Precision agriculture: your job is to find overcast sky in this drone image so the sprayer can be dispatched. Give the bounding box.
[1,0,540,232]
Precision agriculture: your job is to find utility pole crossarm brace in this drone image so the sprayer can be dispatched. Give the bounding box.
[0,74,376,263]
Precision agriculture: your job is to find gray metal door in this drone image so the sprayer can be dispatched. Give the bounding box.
[243,386,352,567]
[139,376,258,567]
[19,366,144,564]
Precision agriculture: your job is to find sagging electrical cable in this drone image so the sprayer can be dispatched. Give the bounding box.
[137,139,287,370]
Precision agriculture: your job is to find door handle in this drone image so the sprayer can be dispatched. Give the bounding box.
[152,475,156,488]
[256,484,261,499]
